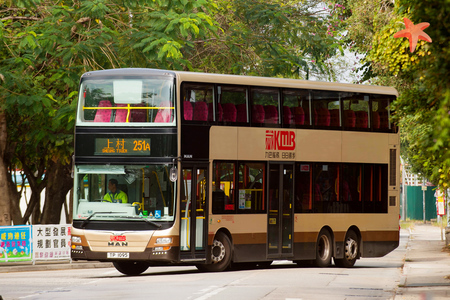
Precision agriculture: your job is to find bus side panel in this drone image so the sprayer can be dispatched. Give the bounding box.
[293,231,317,260]
[233,244,267,263]
[361,230,399,257]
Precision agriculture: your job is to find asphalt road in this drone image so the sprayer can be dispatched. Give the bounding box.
[0,233,407,300]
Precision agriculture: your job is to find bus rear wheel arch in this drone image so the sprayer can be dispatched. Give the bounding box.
[196,231,233,272]
[334,230,360,268]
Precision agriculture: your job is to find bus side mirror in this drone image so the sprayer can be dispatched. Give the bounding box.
[170,167,177,182]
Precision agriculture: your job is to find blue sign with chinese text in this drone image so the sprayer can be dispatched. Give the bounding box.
[0,225,32,262]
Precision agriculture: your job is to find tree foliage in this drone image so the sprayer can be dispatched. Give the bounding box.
[191,0,345,79]
[0,0,219,224]
[1,0,346,224]
[333,0,450,188]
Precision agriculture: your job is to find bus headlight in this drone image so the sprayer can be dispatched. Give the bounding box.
[155,237,172,244]
[72,236,82,244]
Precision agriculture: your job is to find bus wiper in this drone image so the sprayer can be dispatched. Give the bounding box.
[121,216,162,228]
[81,211,125,227]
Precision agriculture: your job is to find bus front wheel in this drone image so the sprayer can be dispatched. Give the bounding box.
[196,232,232,272]
[113,261,150,276]
[334,230,359,268]
[315,230,332,267]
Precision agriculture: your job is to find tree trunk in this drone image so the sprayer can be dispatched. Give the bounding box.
[9,182,23,224]
[41,159,73,224]
[21,188,42,224]
[0,111,11,225]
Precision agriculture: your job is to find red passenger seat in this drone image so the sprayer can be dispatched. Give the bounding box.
[264,105,278,124]
[114,104,128,122]
[343,110,356,128]
[183,101,193,121]
[316,107,330,126]
[330,109,340,127]
[154,101,172,123]
[193,101,208,121]
[94,100,112,122]
[356,111,368,128]
[223,103,237,123]
[131,103,147,122]
[372,111,380,129]
[292,107,305,125]
[236,104,247,122]
[252,105,265,124]
[283,106,292,125]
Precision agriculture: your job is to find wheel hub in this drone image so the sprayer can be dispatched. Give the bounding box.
[318,235,330,259]
[211,239,225,263]
[344,238,358,260]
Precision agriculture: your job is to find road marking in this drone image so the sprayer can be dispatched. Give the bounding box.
[193,287,227,300]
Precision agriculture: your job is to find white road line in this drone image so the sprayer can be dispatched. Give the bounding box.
[193,287,227,300]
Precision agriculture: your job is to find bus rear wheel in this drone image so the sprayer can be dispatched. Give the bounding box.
[113,261,150,276]
[335,230,359,268]
[315,229,332,267]
[196,232,232,272]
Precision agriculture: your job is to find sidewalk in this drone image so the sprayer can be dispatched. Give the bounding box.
[394,223,450,300]
[0,260,113,273]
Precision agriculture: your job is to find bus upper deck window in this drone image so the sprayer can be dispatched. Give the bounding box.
[79,78,175,125]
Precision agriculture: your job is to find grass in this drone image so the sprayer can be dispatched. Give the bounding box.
[400,220,415,229]
[400,216,448,229]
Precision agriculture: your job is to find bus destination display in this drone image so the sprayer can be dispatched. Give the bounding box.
[95,138,151,156]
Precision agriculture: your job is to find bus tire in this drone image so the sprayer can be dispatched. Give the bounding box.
[315,229,332,267]
[113,261,150,276]
[334,230,359,268]
[196,231,232,272]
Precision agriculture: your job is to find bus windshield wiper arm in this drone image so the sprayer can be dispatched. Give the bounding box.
[81,211,125,227]
[121,216,162,228]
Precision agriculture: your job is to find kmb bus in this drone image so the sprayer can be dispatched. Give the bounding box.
[71,68,399,275]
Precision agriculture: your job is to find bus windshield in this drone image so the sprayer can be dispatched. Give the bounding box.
[73,164,175,222]
[77,77,175,126]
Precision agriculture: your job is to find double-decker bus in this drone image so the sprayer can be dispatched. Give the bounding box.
[71,68,399,275]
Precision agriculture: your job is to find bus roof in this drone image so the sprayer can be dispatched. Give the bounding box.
[176,71,398,96]
[81,68,398,96]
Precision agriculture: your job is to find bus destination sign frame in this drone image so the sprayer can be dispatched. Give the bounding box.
[95,138,151,156]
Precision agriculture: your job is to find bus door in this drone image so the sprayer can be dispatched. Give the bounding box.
[180,164,208,262]
[268,163,294,258]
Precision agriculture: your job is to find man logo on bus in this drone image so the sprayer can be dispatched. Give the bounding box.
[110,235,126,242]
[265,130,296,151]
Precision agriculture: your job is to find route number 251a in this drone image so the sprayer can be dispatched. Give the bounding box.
[133,140,151,151]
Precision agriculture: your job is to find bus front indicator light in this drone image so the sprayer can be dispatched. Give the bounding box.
[153,246,171,251]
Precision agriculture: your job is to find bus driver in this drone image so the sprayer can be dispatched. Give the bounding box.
[104,179,128,203]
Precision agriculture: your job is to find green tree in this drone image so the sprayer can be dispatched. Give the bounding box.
[332,0,450,187]
[0,0,218,224]
[1,0,347,224]
[192,0,346,79]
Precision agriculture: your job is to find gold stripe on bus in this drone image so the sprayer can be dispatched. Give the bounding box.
[230,233,267,245]
[361,231,399,242]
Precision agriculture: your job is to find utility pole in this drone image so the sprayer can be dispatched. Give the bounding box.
[422,177,426,223]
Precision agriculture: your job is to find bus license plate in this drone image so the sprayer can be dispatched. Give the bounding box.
[107,252,129,259]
